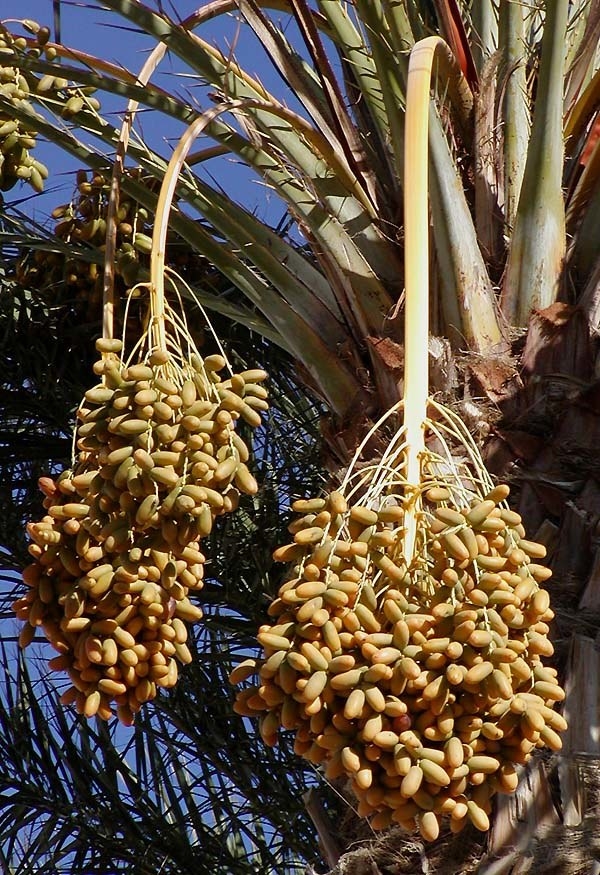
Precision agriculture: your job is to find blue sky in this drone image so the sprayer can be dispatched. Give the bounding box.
[3,0,297,227]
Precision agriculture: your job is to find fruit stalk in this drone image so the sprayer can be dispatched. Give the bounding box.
[150,105,237,354]
[402,37,442,562]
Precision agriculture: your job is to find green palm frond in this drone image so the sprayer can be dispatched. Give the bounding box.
[0,644,321,873]
[5,0,596,412]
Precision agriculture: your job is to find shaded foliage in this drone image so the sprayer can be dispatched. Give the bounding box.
[0,645,320,873]
[0,204,334,873]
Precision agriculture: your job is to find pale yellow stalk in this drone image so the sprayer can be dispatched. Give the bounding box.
[149,104,243,353]
[402,36,446,562]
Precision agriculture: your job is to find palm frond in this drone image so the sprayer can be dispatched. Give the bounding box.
[0,645,321,873]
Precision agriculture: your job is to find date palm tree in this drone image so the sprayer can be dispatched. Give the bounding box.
[1,1,600,872]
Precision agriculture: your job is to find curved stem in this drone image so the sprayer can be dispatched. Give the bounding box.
[150,101,255,353]
[403,35,448,561]
[101,43,167,343]
[102,5,206,344]
[151,95,358,354]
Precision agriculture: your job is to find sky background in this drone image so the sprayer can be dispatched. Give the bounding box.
[3,0,298,228]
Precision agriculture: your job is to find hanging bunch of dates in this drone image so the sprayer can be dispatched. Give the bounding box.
[15,168,211,321]
[14,331,269,725]
[0,21,51,192]
[232,480,566,840]
[0,19,102,192]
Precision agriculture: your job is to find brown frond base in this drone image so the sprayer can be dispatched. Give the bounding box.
[320,822,486,875]
[314,757,600,875]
